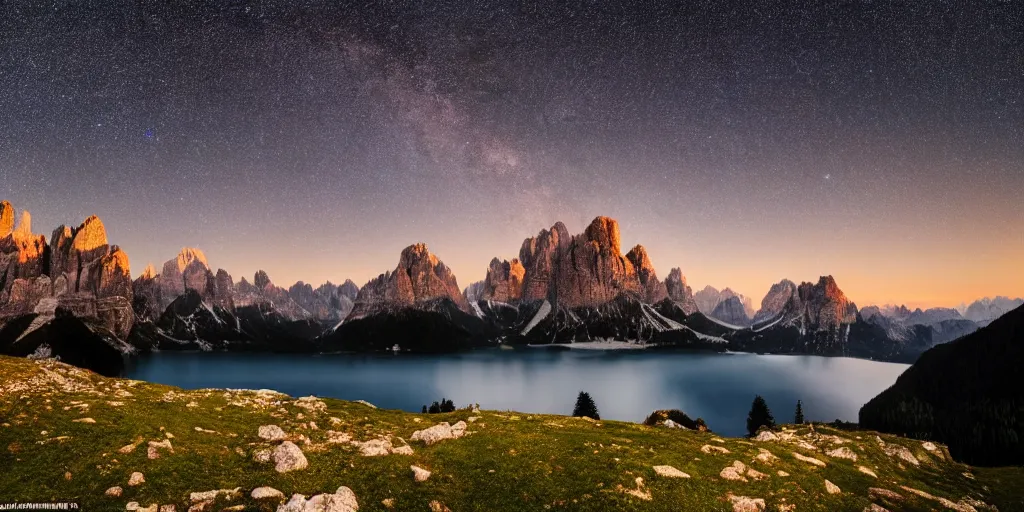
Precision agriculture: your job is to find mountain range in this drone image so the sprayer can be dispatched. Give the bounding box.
[0,200,1019,375]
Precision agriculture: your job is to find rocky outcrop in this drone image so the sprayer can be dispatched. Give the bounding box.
[710,296,751,327]
[625,245,668,304]
[478,258,525,303]
[348,243,468,319]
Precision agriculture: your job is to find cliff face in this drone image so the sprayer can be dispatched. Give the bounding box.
[518,222,571,302]
[348,243,468,319]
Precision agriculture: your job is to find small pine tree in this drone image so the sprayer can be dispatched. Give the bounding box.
[746,395,776,436]
[572,391,600,420]
[428,401,441,414]
[794,400,805,424]
[421,405,427,414]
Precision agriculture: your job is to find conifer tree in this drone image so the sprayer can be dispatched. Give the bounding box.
[572,391,600,420]
[795,400,805,424]
[746,395,776,436]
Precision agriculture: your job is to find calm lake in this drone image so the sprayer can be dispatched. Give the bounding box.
[125,349,909,438]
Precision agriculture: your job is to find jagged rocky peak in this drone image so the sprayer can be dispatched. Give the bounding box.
[625,244,668,303]
[711,295,752,326]
[663,267,698,314]
[694,285,722,314]
[0,200,13,238]
[796,275,858,330]
[0,206,48,297]
[480,257,526,303]
[554,216,641,307]
[141,263,157,280]
[752,279,798,325]
[70,215,109,253]
[174,247,209,273]
[349,242,468,318]
[337,279,360,300]
[518,221,571,302]
[664,268,691,300]
[160,247,213,299]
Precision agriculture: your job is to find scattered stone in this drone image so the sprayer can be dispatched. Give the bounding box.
[381,498,395,509]
[253,448,272,463]
[159,505,175,512]
[273,441,308,473]
[825,479,841,494]
[869,488,903,501]
[467,416,481,423]
[922,441,939,452]
[354,400,376,408]
[826,446,857,461]
[728,494,766,512]
[118,441,139,454]
[128,472,145,486]
[258,425,287,442]
[859,466,878,478]
[64,471,72,480]
[753,430,779,442]
[863,505,890,512]
[777,505,796,512]
[753,448,778,464]
[251,487,284,500]
[72,417,96,423]
[411,421,468,446]
[701,444,730,454]
[720,461,749,482]
[353,438,392,456]
[653,465,690,478]
[105,486,123,497]
[294,396,327,414]
[189,488,241,503]
[429,501,451,512]
[411,465,431,482]
[792,452,826,467]
[777,471,789,477]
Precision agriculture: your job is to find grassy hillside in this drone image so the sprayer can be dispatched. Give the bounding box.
[0,355,1020,511]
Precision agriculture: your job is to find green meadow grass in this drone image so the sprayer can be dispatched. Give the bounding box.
[0,355,1019,511]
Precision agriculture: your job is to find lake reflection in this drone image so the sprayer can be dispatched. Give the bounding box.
[126,349,909,437]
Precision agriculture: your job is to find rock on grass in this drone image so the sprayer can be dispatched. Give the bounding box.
[273,441,308,473]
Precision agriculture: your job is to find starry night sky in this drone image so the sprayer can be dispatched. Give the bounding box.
[1,2,1022,308]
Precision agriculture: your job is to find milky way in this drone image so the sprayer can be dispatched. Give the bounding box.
[1,2,1021,308]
